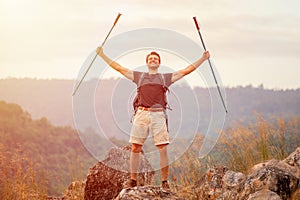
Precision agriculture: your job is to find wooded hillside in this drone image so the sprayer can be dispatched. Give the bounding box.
[0,78,299,136]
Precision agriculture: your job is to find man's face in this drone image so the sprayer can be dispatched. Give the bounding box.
[147,55,160,69]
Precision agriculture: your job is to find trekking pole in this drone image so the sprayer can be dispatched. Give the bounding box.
[193,17,228,114]
[72,13,122,96]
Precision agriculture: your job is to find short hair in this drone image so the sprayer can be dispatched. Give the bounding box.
[146,51,161,63]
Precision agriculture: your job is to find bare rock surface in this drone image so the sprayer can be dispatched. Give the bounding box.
[238,159,299,200]
[194,148,300,200]
[114,186,184,200]
[247,189,282,200]
[83,145,154,200]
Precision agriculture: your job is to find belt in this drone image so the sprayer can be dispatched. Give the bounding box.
[138,106,164,112]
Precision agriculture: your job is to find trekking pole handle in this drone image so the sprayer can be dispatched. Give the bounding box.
[193,17,208,51]
[193,17,200,31]
[114,13,122,26]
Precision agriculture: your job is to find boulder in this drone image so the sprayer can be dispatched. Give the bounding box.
[221,170,246,199]
[239,159,299,200]
[194,165,228,199]
[247,189,281,200]
[63,181,85,200]
[114,186,184,200]
[84,145,154,200]
[283,147,300,177]
[194,148,300,200]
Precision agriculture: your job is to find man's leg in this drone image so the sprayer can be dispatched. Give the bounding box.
[157,144,169,181]
[125,110,149,188]
[130,143,143,181]
[123,143,143,189]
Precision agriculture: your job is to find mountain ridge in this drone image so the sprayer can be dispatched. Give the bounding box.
[0,78,299,135]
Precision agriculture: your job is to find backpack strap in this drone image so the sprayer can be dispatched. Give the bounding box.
[136,72,146,109]
[137,72,146,88]
[159,74,171,131]
[132,72,146,119]
[158,73,169,92]
[159,73,166,87]
[159,73,172,111]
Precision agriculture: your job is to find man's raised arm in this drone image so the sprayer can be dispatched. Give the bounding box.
[96,47,134,81]
[171,51,210,83]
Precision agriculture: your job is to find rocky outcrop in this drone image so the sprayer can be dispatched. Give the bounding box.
[114,186,184,200]
[63,181,85,200]
[283,147,300,175]
[238,159,299,200]
[194,147,300,200]
[194,166,229,199]
[247,189,282,200]
[84,145,154,200]
[53,147,300,199]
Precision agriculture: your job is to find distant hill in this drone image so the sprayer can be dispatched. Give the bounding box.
[0,78,299,138]
[0,100,96,196]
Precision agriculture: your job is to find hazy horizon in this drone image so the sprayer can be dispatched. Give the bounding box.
[0,76,299,90]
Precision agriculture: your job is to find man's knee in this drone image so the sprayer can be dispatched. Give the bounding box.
[131,143,142,153]
[157,143,168,151]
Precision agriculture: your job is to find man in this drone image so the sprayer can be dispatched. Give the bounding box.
[96,46,210,191]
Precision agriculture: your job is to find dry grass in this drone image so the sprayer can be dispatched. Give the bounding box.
[218,115,300,173]
[0,144,86,200]
[62,156,86,200]
[0,144,47,200]
[171,115,300,199]
[168,135,205,199]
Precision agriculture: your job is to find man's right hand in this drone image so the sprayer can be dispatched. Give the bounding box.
[96,46,104,57]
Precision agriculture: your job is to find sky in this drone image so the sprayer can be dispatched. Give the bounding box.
[0,0,300,89]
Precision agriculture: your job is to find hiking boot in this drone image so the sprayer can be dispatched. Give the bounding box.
[161,180,171,193]
[123,179,137,189]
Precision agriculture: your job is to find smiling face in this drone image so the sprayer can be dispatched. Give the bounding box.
[146,52,161,69]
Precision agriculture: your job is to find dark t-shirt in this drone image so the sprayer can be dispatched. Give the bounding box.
[133,71,173,108]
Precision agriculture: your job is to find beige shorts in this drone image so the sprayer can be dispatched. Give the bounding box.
[129,109,169,146]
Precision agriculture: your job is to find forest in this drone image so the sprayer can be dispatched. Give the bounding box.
[0,101,95,197]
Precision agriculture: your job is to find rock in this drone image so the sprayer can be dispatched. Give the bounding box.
[221,170,246,200]
[223,170,246,187]
[239,159,299,200]
[84,145,154,200]
[194,165,228,199]
[194,148,300,200]
[283,147,300,178]
[247,189,282,200]
[283,147,300,168]
[47,196,63,200]
[292,188,300,200]
[63,181,85,200]
[114,186,184,200]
